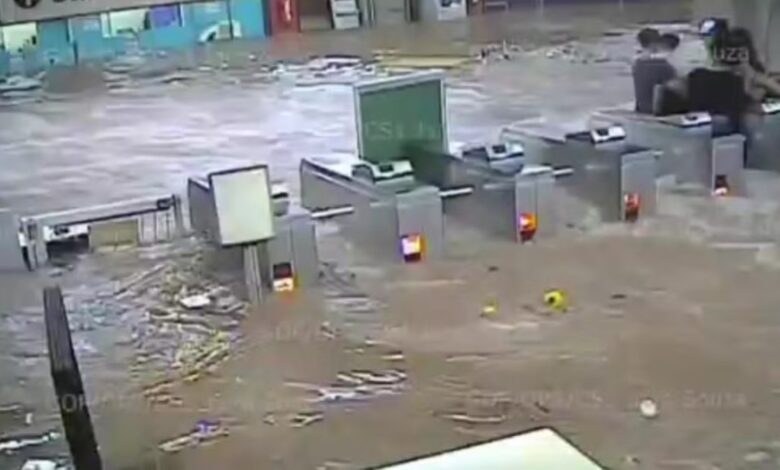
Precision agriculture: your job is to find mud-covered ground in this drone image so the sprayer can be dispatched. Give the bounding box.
[5,1,780,469]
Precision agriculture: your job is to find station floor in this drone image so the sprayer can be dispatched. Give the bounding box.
[4,1,780,469]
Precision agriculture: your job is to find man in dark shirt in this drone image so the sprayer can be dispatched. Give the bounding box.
[633,28,677,114]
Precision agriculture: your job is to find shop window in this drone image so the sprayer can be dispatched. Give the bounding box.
[2,23,37,54]
[147,5,183,29]
[103,8,149,37]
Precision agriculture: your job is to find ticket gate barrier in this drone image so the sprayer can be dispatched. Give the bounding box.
[589,110,747,197]
[501,123,658,223]
[742,102,780,173]
[299,157,445,263]
[0,209,26,271]
[408,147,559,243]
[187,175,319,297]
[19,194,184,270]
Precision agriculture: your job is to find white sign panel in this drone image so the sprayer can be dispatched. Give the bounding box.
[0,0,196,25]
[210,165,275,246]
[380,428,604,470]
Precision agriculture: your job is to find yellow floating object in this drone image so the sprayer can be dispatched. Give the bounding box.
[481,301,498,317]
[378,55,472,69]
[544,290,568,312]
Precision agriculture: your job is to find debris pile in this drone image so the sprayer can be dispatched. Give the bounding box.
[112,255,247,404]
[477,41,521,62]
[537,42,611,64]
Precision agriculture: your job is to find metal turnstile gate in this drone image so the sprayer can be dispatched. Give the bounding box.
[589,110,746,196]
[743,102,780,173]
[409,147,558,242]
[188,173,320,296]
[502,122,658,223]
[300,157,444,263]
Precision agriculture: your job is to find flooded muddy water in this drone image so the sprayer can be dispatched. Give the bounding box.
[7,2,780,469]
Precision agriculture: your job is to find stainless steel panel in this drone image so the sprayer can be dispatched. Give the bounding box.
[187,178,218,239]
[396,188,444,259]
[711,134,746,196]
[621,151,658,221]
[0,209,25,271]
[744,113,780,173]
[533,172,557,238]
[289,214,320,288]
[267,220,293,270]
[514,179,536,243]
[589,110,712,184]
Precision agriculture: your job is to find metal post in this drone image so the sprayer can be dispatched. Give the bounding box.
[27,220,47,269]
[43,286,103,470]
[172,195,185,237]
[243,243,264,305]
[0,209,25,271]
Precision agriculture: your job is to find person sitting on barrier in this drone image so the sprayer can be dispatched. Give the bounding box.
[633,28,677,114]
[649,32,691,115]
[652,77,689,116]
[685,28,754,132]
[728,27,780,99]
[659,33,681,63]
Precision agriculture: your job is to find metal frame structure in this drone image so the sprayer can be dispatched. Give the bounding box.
[300,157,447,262]
[22,194,183,269]
[409,149,564,242]
[502,121,659,224]
[589,109,747,196]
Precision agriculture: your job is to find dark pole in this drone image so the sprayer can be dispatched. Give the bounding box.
[44,286,103,470]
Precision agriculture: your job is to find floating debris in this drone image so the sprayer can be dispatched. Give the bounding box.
[481,300,498,318]
[290,411,324,428]
[445,354,488,363]
[110,253,245,398]
[21,460,60,470]
[179,294,211,309]
[743,450,771,463]
[0,403,22,414]
[158,420,229,453]
[639,398,659,419]
[0,430,60,454]
[320,322,337,340]
[544,290,569,312]
[381,352,405,362]
[438,412,507,425]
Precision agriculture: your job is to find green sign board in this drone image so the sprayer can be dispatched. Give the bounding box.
[354,71,448,164]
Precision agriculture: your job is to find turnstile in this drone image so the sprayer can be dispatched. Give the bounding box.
[409,146,557,243]
[187,175,319,295]
[21,195,184,270]
[0,209,26,271]
[300,157,444,263]
[743,102,780,173]
[589,110,746,196]
[501,123,658,224]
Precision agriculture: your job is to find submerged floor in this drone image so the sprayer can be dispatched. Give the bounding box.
[4,1,780,469]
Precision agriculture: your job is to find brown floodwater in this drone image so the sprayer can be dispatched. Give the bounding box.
[8,2,780,469]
